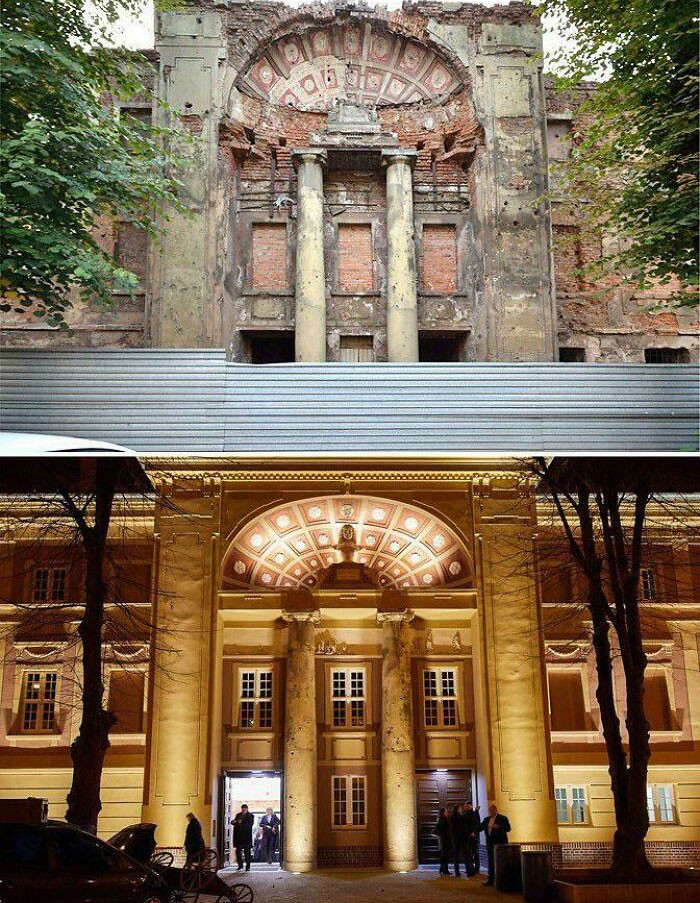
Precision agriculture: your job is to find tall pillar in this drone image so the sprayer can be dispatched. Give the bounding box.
[378,609,418,871]
[292,149,327,362]
[382,150,419,363]
[282,610,319,872]
[472,476,559,842]
[143,488,220,849]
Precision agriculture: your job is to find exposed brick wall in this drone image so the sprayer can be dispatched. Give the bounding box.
[318,845,383,868]
[251,222,288,291]
[337,224,375,292]
[421,224,457,293]
[521,841,700,869]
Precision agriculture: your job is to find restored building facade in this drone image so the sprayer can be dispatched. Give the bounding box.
[1,459,698,869]
[1,1,697,362]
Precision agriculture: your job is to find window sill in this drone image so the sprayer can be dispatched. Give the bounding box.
[331,824,368,831]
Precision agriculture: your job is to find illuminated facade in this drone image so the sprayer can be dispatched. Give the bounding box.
[1,459,698,869]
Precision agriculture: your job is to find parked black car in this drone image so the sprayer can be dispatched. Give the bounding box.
[0,820,169,903]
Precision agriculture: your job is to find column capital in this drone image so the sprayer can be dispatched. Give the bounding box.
[292,147,328,170]
[377,608,414,626]
[282,609,321,625]
[381,148,418,169]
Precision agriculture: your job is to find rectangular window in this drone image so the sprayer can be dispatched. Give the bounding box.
[33,567,66,603]
[648,785,675,824]
[548,670,589,731]
[337,224,374,292]
[332,775,366,828]
[644,348,689,364]
[420,224,457,294]
[554,788,568,824]
[251,222,288,292]
[554,786,587,824]
[339,335,374,363]
[422,667,459,729]
[331,668,365,728]
[559,347,586,363]
[641,568,656,601]
[108,671,145,733]
[21,672,58,733]
[644,672,675,731]
[238,669,273,729]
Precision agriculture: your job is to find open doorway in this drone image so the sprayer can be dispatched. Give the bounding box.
[223,772,283,869]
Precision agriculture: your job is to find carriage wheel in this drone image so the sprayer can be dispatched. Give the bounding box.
[168,890,199,903]
[180,848,220,892]
[150,850,175,869]
[227,884,254,903]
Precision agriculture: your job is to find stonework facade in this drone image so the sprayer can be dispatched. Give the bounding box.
[2,1,697,363]
[1,460,698,870]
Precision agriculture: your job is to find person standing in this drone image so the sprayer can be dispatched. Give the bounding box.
[463,802,480,877]
[449,803,467,877]
[433,807,452,876]
[260,806,281,864]
[480,802,511,886]
[232,803,255,872]
[184,812,205,865]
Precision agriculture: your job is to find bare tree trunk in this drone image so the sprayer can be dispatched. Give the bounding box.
[65,461,120,831]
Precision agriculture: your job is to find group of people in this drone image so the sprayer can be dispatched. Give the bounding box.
[184,805,281,873]
[433,802,510,886]
[232,804,280,871]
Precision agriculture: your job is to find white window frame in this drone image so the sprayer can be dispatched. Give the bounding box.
[554,785,588,825]
[238,668,274,730]
[331,775,367,829]
[330,667,366,729]
[422,666,459,729]
[32,566,67,603]
[647,784,676,824]
[20,670,59,733]
[641,568,656,601]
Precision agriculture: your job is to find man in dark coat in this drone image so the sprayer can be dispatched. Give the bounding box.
[449,803,467,877]
[433,807,452,876]
[184,812,205,864]
[479,802,511,886]
[232,803,255,871]
[462,802,481,877]
[259,807,281,865]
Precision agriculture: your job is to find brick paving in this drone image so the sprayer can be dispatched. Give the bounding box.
[213,867,524,902]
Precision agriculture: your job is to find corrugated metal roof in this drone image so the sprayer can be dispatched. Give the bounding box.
[1,349,698,454]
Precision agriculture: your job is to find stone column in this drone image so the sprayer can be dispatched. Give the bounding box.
[142,488,220,850]
[282,610,319,872]
[292,149,327,362]
[472,476,559,842]
[382,150,419,363]
[378,609,418,871]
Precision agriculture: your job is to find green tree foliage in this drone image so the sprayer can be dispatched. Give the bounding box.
[1,0,186,325]
[542,0,699,305]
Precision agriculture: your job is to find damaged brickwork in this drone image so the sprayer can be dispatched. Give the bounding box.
[1,1,696,362]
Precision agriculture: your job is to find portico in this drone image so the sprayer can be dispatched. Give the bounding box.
[140,463,559,869]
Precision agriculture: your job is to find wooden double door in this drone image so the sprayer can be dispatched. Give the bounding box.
[416,769,472,864]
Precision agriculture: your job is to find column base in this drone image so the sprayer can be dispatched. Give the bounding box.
[384,858,418,872]
[283,860,316,873]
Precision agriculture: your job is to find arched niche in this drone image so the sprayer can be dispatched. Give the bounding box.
[237,22,463,111]
[221,494,473,591]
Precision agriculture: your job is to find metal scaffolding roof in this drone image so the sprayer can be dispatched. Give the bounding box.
[1,349,698,454]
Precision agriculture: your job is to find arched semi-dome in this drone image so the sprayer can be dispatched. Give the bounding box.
[238,23,462,111]
[222,494,472,591]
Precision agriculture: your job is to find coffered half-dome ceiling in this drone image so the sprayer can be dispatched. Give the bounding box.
[222,495,472,591]
[238,24,462,111]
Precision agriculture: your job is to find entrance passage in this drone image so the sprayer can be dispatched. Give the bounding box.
[223,772,282,869]
[416,770,472,864]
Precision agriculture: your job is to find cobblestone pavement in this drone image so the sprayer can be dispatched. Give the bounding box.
[212,867,524,903]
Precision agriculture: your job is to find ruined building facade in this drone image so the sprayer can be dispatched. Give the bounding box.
[2,0,697,362]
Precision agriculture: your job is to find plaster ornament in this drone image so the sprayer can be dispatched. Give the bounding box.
[448,561,462,575]
[340,503,354,518]
[308,506,323,519]
[371,507,386,520]
[425,629,434,653]
[423,573,433,584]
[276,514,290,528]
[433,534,446,548]
[318,533,330,545]
[233,560,246,574]
[315,629,349,656]
[405,516,419,530]
[452,632,462,651]
[251,533,264,548]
